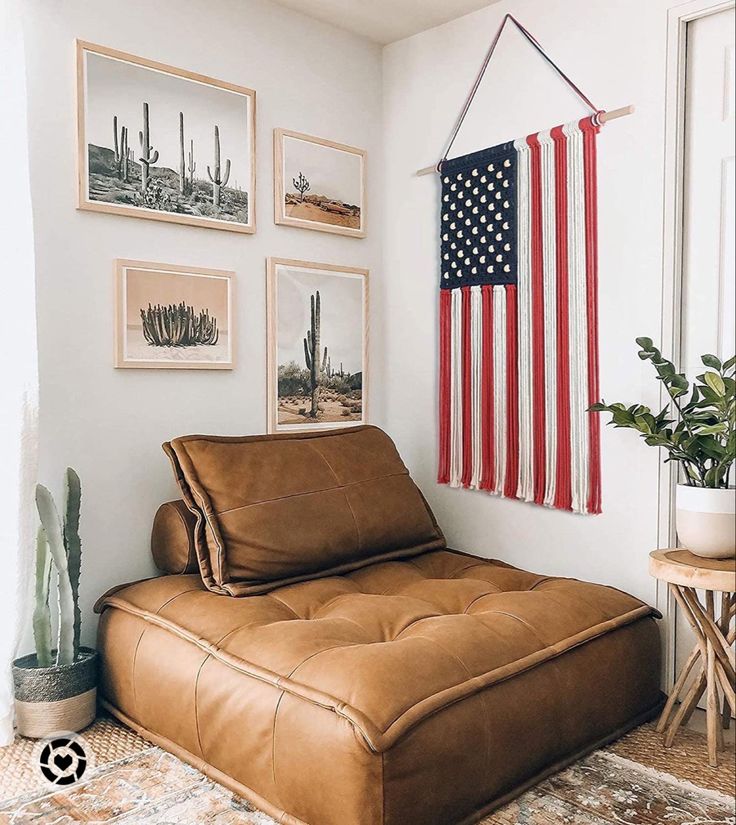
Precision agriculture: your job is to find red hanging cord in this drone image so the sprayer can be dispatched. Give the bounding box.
[439,14,602,170]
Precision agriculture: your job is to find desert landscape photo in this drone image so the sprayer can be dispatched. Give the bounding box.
[82,48,253,227]
[281,133,363,232]
[275,264,365,428]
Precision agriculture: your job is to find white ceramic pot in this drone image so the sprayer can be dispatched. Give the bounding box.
[675,485,736,559]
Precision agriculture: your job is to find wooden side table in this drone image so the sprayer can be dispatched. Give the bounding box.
[650,549,735,767]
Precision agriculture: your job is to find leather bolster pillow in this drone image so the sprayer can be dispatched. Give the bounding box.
[151,500,199,575]
[162,425,446,596]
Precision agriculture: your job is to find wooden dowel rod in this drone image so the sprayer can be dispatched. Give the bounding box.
[416,164,441,177]
[415,104,635,176]
[599,105,635,122]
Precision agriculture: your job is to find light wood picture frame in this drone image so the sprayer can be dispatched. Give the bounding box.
[77,41,256,234]
[267,257,368,433]
[274,129,366,238]
[115,259,235,369]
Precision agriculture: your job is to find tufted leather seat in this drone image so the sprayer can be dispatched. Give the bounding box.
[96,427,662,825]
[97,551,661,825]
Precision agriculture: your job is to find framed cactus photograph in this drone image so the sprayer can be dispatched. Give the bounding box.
[267,258,368,432]
[115,259,234,369]
[76,41,256,233]
[274,129,366,238]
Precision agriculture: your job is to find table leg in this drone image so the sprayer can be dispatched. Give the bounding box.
[663,669,706,747]
[723,694,731,731]
[660,584,735,765]
[720,593,732,731]
[706,640,722,765]
[657,643,702,734]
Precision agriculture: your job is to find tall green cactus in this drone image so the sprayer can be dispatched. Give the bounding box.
[32,526,52,668]
[188,139,196,191]
[120,126,129,182]
[34,469,83,667]
[113,115,120,165]
[303,291,327,418]
[178,112,186,196]
[207,125,231,208]
[113,116,129,181]
[64,468,82,655]
[138,102,159,194]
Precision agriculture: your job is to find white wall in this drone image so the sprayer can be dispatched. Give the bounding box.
[21,0,382,649]
[380,0,677,604]
[20,0,680,655]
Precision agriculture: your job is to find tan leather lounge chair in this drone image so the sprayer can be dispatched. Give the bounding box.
[96,425,663,825]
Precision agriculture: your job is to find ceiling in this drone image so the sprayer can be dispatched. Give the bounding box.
[268,0,497,45]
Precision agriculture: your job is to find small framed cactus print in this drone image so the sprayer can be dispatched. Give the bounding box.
[114,259,235,369]
[77,41,256,233]
[274,129,366,238]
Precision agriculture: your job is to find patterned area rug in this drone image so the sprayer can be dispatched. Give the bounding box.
[0,717,733,824]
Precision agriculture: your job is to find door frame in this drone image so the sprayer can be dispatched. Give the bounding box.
[657,0,735,690]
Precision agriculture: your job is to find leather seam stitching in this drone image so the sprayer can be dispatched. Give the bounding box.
[342,490,362,557]
[461,588,504,614]
[410,635,476,681]
[449,562,498,578]
[214,471,408,516]
[381,750,386,825]
[211,622,260,648]
[130,628,146,723]
[528,577,558,590]
[266,595,301,620]
[155,589,201,615]
[286,641,365,681]
[271,689,287,806]
[309,443,363,557]
[193,654,210,760]
[468,609,548,648]
[403,557,428,574]
[392,613,444,640]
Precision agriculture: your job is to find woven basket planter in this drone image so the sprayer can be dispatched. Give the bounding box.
[12,648,97,739]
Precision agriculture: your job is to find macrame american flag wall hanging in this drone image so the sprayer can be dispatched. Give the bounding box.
[421,15,634,515]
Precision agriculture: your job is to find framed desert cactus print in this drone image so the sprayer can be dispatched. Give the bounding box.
[274,129,366,238]
[115,259,234,369]
[267,258,368,432]
[77,41,256,233]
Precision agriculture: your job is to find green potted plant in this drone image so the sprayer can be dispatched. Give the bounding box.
[592,339,735,559]
[12,469,97,738]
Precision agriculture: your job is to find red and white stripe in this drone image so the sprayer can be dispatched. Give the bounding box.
[438,116,602,515]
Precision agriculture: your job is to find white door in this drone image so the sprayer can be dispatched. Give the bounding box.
[675,5,735,699]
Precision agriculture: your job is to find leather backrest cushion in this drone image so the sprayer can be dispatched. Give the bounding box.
[162,426,446,595]
[151,500,199,575]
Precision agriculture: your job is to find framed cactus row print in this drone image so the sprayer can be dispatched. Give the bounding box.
[274,129,366,238]
[114,259,234,369]
[77,41,256,233]
[267,258,368,433]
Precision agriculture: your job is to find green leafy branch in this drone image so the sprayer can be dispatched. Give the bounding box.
[590,338,735,489]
